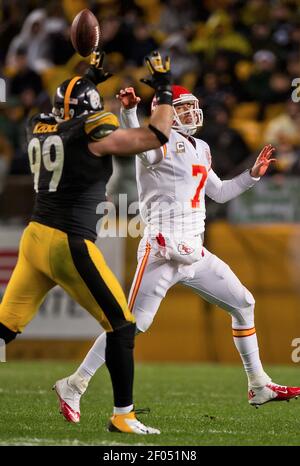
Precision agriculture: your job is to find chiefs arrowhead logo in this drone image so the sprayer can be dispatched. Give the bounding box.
[178,242,194,255]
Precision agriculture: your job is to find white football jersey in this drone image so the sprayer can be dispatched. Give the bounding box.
[120,107,259,243]
[136,130,211,236]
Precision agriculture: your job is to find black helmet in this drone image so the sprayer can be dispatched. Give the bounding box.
[52,76,103,120]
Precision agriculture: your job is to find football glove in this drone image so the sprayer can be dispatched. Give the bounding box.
[84,49,113,85]
[140,51,172,105]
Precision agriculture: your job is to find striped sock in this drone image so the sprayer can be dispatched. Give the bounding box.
[232,327,270,388]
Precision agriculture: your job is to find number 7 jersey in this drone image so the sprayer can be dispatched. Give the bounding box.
[137,129,212,236]
[27,111,119,241]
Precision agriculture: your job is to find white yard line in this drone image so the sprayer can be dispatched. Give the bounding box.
[0,438,149,446]
[0,389,47,395]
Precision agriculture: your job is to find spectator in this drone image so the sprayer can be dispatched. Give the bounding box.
[272,143,300,176]
[160,32,199,82]
[286,52,300,80]
[243,49,277,103]
[195,72,229,111]
[200,105,251,178]
[159,0,196,35]
[40,2,73,66]
[0,0,24,63]
[190,10,251,60]
[9,47,43,97]
[101,16,133,59]
[9,47,51,116]
[0,97,24,154]
[128,21,158,66]
[6,9,48,73]
[264,100,300,147]
[250,23,275,54]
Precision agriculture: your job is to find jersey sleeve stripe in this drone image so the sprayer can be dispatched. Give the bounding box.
[85,112,119,125]
[86,112,110,124]
[162,144,167,158]
[85,113,119,135]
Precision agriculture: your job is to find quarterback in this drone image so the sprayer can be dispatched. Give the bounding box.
[0,52,174,435]
[55,85,300,423]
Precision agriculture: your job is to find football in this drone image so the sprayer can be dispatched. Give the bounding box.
[70,9,100,57]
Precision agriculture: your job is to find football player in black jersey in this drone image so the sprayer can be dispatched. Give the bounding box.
[0,51,173,434]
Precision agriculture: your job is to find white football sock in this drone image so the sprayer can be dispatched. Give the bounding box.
[114,405,134,415]
[78,332,107,379]
[232,329,270,388]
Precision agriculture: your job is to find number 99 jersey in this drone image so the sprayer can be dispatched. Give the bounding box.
[27,110,119,241]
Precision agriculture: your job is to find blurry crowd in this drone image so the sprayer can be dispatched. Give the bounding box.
[0,0,300,203]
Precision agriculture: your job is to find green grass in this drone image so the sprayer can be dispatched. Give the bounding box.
[0,362,299,446]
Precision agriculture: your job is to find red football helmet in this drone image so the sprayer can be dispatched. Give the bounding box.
[151,85,203,136]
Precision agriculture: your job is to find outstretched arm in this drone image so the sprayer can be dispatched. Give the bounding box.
[89,51,173,157]
[206,144,275,203]
[249,144,276,177]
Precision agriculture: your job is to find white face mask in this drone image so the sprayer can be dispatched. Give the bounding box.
[172,95,203,136]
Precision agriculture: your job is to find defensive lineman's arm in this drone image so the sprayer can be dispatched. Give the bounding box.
[118,87,163,165]
[89,105,172,157]
[89,52,173,157]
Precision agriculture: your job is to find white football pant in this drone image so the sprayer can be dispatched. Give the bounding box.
[129,236,255,333]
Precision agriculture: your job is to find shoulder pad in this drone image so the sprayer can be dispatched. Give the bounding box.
[27,112,42,129]
[84,111,119,141]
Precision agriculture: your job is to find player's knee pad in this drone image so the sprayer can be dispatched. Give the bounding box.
[230,289,255,328]
[0,323,18,344]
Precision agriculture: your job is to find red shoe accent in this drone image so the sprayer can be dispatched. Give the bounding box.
[248,389,255,400]
[55,389,80,423]
[266,383,300,401]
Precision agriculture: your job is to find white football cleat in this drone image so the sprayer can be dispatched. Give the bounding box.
[108,410,161,435]
[53,376,85,423]
[248,381,300,407]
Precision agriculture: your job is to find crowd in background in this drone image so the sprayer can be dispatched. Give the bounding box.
[0,0,300,206]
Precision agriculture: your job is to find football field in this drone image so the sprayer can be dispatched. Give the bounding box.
[0,361,299,446]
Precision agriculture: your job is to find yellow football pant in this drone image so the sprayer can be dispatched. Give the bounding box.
[0,222,134,333]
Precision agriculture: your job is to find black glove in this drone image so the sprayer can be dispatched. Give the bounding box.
[84,49,113,85]
[140,51,172,105]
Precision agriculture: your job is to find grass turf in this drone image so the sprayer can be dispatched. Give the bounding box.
[0,361,299,446]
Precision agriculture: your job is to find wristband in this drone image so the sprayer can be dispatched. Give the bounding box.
[148,124,169,145]
[155,85,173,106]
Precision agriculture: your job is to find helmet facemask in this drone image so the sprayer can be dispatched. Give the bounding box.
[151,86,203,136]
[172,94,203,136]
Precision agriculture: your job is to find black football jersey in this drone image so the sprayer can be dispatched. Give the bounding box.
[27,110,119,241]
